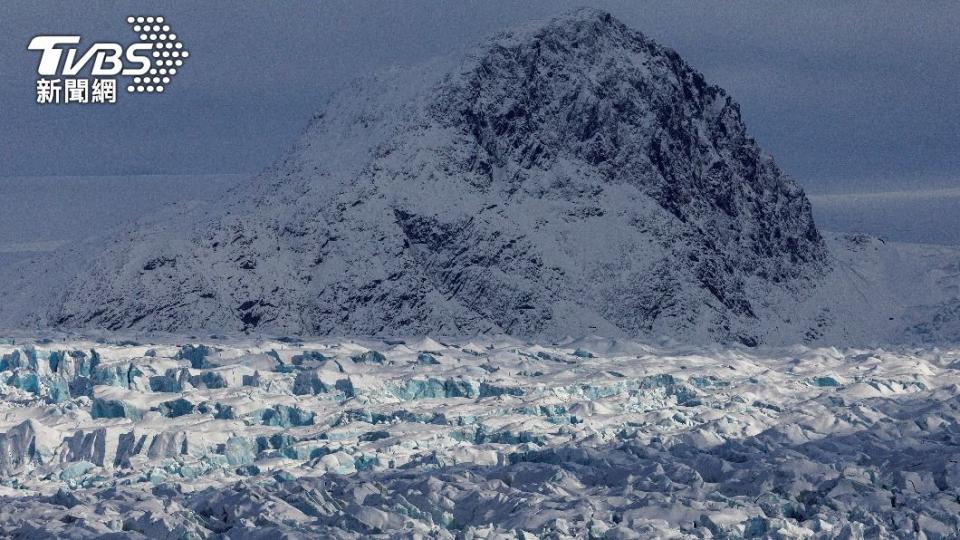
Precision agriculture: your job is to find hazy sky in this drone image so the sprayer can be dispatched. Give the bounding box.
[2,1,959,194]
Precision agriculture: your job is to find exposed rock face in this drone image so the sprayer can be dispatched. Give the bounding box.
[30,9,828,343]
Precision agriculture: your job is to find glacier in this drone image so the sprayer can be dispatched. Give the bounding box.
[0,335,957,538]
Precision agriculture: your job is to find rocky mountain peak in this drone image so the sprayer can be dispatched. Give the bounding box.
[429,9,826,291]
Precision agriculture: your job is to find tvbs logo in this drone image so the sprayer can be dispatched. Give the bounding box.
[28,16,189,104]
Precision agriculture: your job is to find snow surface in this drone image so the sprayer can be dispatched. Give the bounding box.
[0,336,957,538]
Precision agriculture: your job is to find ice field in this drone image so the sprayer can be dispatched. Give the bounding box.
[0,336,957,538]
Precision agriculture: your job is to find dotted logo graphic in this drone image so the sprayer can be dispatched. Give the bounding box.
[125,16,188,93]
[28,15,190,104]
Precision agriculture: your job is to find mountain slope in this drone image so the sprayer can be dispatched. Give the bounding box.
[1,9,956,345]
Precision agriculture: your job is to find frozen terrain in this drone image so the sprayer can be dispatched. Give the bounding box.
[0,336,957,538]
[0,9,957,537]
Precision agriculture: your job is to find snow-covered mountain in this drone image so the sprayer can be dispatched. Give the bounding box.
[1,8,957,345]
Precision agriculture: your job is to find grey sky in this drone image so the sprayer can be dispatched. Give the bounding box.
[1,1,959,194]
